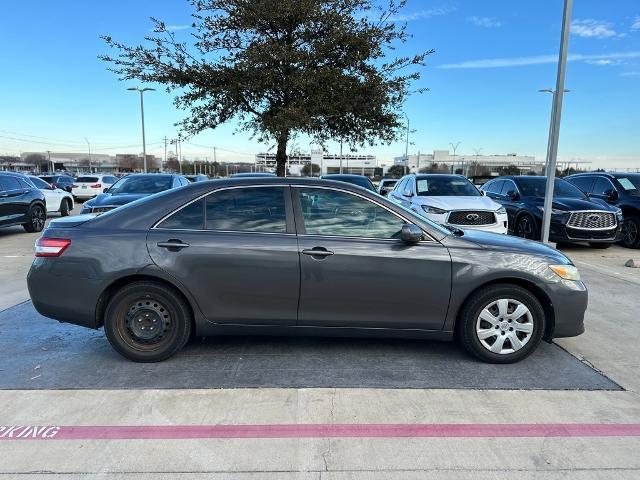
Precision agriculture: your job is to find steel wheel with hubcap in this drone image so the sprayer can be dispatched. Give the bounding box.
[23,204,45,232]
[104,281,192,362]
[459,284,545,363]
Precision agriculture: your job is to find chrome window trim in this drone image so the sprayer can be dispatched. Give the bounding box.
[152,184,289,232]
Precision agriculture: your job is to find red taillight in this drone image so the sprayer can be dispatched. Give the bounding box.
[90,183,102,188]
[35,238,71,257]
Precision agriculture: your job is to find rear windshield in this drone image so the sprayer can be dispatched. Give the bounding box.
[76,176,99,183]
[108,175,173,194]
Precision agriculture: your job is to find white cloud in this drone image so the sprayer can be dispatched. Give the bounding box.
[389,6,456,22]
[438,51,640,69]
[571,19,620,39]
[467,16,502,28]
[632,16,640,31]
[621,71,640,76]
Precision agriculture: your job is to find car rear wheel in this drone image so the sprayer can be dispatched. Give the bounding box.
[60,198,71,217]
[22,204,46,233]
[621,216,640,249]
[458,284,545,363]
[104,281,192,362]
[515,214,538,240]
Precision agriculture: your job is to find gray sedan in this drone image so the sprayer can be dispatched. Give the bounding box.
[27,177,587,363]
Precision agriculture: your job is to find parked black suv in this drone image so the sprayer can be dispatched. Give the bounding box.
[0,172,47,232]
[566,172,640,249]
[39,174,75,193]
[481,175,622,248]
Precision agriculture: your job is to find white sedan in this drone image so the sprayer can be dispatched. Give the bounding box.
[28,175,74,216]
[388,174,508,234]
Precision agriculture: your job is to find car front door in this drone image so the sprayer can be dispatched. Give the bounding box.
[497,179,522,226]
[293,186,452,330]
[0,176,29,225]
[590,177,619,204]
[147,185,300,326]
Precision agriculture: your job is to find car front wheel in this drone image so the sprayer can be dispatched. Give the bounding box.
[458,284,545,363]
[104,281,192,362]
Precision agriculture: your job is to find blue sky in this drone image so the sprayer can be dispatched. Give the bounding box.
[0,0,638,168]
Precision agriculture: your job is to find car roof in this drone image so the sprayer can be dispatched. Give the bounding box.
[0,171,29,178]
[413,174,467,179]
[321,174,369,179]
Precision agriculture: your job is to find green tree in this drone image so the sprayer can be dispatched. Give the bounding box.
[100,0,432,176]
[301,163,321,176]
[498,165,521,176]
[386,165,406,177]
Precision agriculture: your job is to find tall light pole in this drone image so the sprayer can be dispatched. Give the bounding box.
[84,137,92,173]
[450,141,461,174]
[127,87,155,173]
[403,113,410,174]
[539,88,570,174]
[541,0,573,245]
[473,147,483,176]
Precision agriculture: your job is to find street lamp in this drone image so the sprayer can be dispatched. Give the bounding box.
[473,147,483,176]
[403,113,410,174]
[84,137,92,173]
[127,87,156,173]
[450,141,461,174]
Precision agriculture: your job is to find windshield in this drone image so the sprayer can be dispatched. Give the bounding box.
[416,176,481,197]
[615,175,640,196]
[108,176,173,195]
[517,177,588,199]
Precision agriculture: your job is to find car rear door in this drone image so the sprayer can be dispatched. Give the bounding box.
[147,185,300,326]
[0,176,29,225]
[293,186,452,331]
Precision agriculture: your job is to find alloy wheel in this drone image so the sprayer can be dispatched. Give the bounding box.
[475,298,534,355]
[622,220,638,247]
[516,217,534,239]
[31,207,45,231]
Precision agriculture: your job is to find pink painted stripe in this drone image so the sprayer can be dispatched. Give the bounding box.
[2,423,640,441]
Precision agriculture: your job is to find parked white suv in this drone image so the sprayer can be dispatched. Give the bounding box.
[28,175,74,216]
[388,174,508,234]
[72,174,119,200]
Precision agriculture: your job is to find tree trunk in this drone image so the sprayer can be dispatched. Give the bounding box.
[275,130,289,177]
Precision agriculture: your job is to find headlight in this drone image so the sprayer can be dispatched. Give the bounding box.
[422,205,448,215]
[496,206,506,215]
[537,206,566,215]
[549,264,581,281]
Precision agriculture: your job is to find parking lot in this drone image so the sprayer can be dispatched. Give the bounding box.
[0,203,639,478]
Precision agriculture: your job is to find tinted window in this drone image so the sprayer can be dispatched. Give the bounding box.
[40,176,53,183]
[396,177,408,193]
[592,177,615,196]
[416,176,480,197]
[567,176,594,193]
[76,176,99,183]
[158,199,204,230]
[298,188,404,239]
[108,176,172,195]
[483,180,503,194]
[517,178,587,199]
[205,187,287,233]
[18,177,34,189]
[104,176,119,184]
[0,176,21,191]
[500,180,518,195]
[29,176,51,189]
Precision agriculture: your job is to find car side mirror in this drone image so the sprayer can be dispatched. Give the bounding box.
[400,224,423,243]
[403,190,413,197]
[506,190,519,201]
[103,187,109,193]
[480,190,486,196]
[604,189,618,202]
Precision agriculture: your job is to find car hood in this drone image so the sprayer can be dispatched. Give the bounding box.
[414,195,501,211]
[86,193,149,207]
[527,196,616,212]
[447,228,571,264]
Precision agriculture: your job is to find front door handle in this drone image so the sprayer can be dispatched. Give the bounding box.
[157,240,190,250]
[302,247,334,258]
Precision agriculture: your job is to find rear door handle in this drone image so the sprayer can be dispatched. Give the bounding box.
[157,240,190,250]
[302,248,334,258]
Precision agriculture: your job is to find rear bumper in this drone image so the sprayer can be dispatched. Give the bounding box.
[72,189,100,199]
[27,258,101,329]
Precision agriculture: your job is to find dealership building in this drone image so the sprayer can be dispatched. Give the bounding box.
[256,150,378,176]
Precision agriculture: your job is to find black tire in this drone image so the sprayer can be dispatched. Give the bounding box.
[104,281,192,362]
[589,242,612,249]
[515,213,539,240]
[60,198,70,217]
[621,216,640,249]
[22,204,46,233]
[458,284,546,364]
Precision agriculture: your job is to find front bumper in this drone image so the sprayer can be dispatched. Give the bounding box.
[548,220,622,244]
[544,278,588,338]
[423,211,508,235]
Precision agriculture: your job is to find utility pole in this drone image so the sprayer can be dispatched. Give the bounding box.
[46,150,52,174]
[473,148,483,177]
[403,113,410,174]
[339,139,343,174]
[177,135,182,174]
[450,141,461,175]
[84,138,92,173]
[541,0,573,245]
[163,136,168,173]
[127,87,155,173]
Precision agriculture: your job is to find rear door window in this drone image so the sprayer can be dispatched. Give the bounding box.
[158,199,204,230]
[205,187,287,233]
[0,176,21,191]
